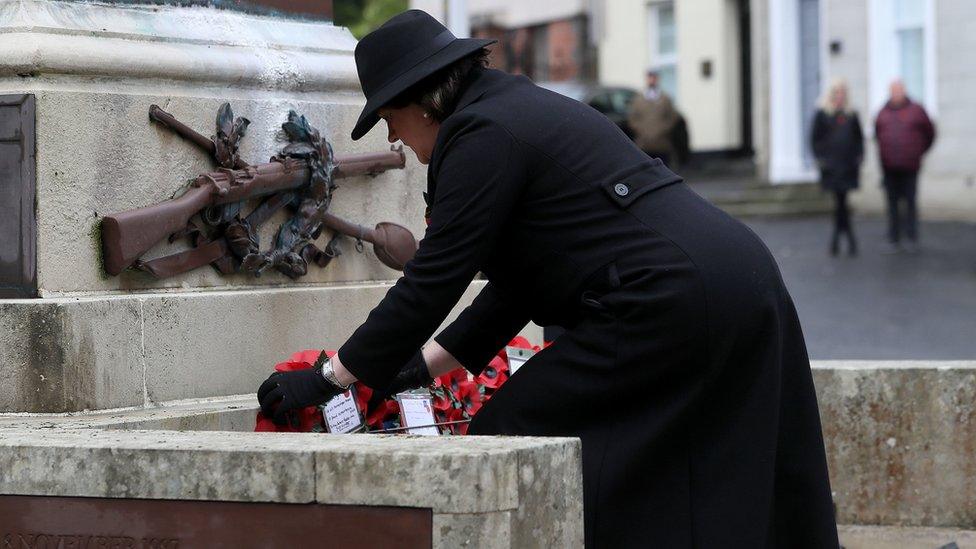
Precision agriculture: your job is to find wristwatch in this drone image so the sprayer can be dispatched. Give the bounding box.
[319,356,351,390]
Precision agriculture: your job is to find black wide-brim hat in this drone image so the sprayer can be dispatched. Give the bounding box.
[351,10,496,141]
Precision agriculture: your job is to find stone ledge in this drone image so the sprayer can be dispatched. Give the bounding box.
[0,282,544,413]
[0,394,258,431]
[812,362,976,528]
[0,428,318,503]
[0,428,584,546]
[837,524,976,549]
[0,0,359,91]
[0,281,496,413]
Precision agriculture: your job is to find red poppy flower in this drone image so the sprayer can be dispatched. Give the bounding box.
[287,349,335,366]
[432,390,454,412]
[444,404,471,435]
[476,356,509,390]
[353,382,373,412]
[456,380,484,416]
[437,369,469,393]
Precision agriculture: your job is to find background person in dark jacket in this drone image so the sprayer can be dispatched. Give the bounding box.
[812,78,864,256]
[875,79,936,254]
[259,11,838,547]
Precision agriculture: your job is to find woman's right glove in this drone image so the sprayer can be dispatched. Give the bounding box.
[257,360,344,426]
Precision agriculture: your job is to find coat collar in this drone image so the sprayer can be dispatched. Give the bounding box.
[450,67,508,115]
[425,69,510,207]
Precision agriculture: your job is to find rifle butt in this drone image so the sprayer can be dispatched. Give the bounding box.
[101,185,212,276]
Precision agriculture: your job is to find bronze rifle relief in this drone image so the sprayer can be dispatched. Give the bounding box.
[100,104,418,279]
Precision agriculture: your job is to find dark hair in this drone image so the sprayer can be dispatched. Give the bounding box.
[385,48,491,121]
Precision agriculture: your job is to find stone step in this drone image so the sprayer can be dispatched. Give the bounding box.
[839,525,976,549]
[687,180,833,217]
[0,394,257,431]
[716,199,833,217]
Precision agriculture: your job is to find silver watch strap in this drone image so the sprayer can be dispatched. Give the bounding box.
[320,357,350,390]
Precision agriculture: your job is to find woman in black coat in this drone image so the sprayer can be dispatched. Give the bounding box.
[259,10,838,548]
[812,79,864,256]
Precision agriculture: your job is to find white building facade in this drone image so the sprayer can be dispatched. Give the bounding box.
[758,0,976,219]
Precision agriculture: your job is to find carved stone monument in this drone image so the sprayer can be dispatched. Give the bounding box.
[0,0,540,414]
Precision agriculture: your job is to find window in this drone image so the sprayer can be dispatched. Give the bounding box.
[868,0,936,119]
[894,0,926,103]
[647,2,678,99]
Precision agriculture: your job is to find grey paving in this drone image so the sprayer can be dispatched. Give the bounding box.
[743,215,976,360]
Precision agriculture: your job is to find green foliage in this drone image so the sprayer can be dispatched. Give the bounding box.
[334,0,409,39]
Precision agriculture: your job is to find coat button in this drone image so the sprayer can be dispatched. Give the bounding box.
[614,183,629,197]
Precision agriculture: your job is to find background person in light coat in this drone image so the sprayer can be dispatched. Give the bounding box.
[811,78,864,257]
[627,69,679,167]
[875,80,936,254]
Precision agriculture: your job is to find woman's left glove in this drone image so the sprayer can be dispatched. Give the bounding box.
[378,350,433,398]
[257,362,343,426]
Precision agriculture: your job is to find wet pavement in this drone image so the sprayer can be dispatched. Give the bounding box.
[743,215,976,360]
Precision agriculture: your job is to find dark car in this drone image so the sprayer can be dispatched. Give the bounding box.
[538,82,689,164]
[538,82,638,139]
[584,87,639,139]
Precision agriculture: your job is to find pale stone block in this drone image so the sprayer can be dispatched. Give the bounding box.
[0,428,583,541]
[141,281,488,403]
[0,281,489,413]
[837,524,976,549]
[0,429,317,503]
[314,435,521,514]
[433,511,512,548]
[0,298,144,412]
[812,361,976,528]
[511,439,585,547]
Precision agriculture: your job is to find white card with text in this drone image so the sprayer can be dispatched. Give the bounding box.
[321,389,363,434]
[396,392,440,436]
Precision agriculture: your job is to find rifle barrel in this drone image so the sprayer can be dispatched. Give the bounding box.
[149,105,406,178]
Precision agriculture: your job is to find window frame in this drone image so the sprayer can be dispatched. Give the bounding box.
[646,1,678,101]
[868,0,937,127]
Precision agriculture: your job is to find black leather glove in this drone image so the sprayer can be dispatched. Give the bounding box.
[257,360,344,426]
[378,350,433,398]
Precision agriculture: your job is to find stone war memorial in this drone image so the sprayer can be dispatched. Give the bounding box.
[0,1,974,548]
[0,1,580,546]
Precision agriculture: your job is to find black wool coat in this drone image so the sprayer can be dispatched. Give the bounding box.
[811,109,864,191]
[339,69,838,548]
